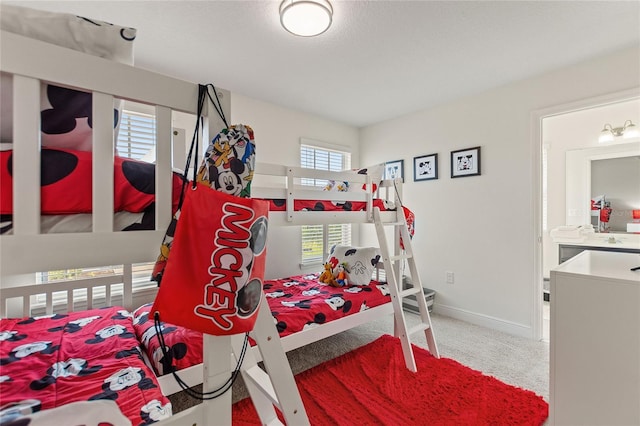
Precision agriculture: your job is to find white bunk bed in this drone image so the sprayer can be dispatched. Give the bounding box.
[153,166,404,395]
[0,25,437,426]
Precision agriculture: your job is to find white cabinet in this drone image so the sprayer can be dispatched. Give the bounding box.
[550,251,640,425]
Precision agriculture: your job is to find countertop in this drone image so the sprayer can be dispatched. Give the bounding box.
[552,250,640,283]
[553,232,640,250]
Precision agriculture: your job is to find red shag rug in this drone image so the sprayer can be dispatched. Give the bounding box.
[232,334,548,425]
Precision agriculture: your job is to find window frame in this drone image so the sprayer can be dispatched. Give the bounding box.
[299,141,352,266]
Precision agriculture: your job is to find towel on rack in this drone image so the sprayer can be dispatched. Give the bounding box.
[550,226,582,240]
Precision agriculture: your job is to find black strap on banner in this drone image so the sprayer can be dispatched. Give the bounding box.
[176,83,229,206]
[175,84,207,210]
[153,312,249,400]
[204,84,229,129]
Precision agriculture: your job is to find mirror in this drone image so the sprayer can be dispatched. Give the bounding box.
[566,141,640,233]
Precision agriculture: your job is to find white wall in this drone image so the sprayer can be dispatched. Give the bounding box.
[358,46,640,338]
[230,93,360,279]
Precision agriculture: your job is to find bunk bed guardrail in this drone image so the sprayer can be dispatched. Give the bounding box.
[0,29,229,276]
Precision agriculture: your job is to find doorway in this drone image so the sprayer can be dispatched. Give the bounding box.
[533,89,640,342]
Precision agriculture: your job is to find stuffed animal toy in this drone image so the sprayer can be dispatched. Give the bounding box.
[335,263,349,287]
[319,263,338,287]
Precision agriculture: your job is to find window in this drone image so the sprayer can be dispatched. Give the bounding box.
[38,263,155,291]
[116,109,156,160]
[36,108,158,304]
[300,144,351,266]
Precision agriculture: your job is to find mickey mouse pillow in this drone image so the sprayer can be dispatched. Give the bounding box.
[326,245,381,286]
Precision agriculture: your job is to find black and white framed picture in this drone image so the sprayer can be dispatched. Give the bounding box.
[413,153,438,181]
[450,146,481,178]
[384,159,404,180]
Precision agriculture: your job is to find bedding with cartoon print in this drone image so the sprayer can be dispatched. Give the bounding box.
[0,306,172,425]
[0,147,185,235]
[132,274,391,377]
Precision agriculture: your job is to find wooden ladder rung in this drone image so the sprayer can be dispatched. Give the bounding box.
[384,221,405,226]
[407,323,430,336]
[243,365,280,409]
[389,253,412,262]
[399,287,421,298]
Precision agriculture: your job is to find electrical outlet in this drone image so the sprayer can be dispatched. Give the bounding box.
[446,271,454,284]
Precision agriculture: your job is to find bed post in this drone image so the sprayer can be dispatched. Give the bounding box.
[11,75,41,236]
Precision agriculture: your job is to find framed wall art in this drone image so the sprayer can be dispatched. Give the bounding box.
[384,159,404,180]
[414,153,438,181]
[451,146,481,178]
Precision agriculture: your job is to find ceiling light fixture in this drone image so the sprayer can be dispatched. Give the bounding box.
[280,0,333,37]
[598,120,640,143]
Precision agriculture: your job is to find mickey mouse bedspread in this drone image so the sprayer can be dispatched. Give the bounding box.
[0,148,185,234]
[0,306,172,425]
[132,274,392,377]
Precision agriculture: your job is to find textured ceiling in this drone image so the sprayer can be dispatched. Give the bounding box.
[5,1,640,127]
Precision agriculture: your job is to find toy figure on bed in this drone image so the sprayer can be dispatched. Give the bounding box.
[318,262,339,287]
[335,263,349,287]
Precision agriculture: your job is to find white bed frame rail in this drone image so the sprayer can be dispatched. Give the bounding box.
[0,264,133,318]
[0,30,229,276]
[253,162,402,225]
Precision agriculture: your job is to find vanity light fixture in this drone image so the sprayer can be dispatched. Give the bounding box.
[598,120,640,143]
[280,0,333,37]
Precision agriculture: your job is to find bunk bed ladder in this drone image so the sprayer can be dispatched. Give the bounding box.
[373,207,440,372]
[231,293,310,426]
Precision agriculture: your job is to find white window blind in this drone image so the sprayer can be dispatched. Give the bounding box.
[116,110,156,160]
[300,144,352,266]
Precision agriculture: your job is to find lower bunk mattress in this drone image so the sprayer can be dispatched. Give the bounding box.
[133,273,391,377]
[0,306,172,425]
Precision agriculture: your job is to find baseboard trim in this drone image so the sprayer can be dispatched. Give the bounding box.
[433,303,533,339]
